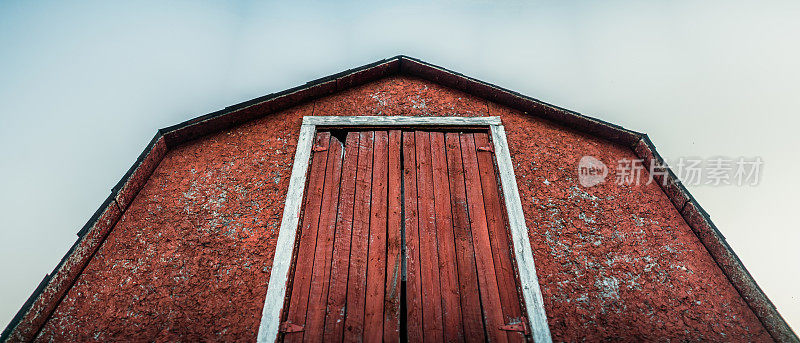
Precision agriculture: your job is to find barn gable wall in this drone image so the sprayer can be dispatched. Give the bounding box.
[34,76,769,341]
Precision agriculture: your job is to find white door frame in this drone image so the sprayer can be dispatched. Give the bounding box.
[257,116,552,343]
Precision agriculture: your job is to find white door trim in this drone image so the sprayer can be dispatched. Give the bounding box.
[257,116,552,343]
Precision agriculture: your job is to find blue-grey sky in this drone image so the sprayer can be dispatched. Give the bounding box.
[1,0,798,332]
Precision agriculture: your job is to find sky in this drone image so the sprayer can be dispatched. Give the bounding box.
[1,0,798,333]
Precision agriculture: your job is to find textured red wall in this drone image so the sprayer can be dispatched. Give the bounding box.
[38,76,770,341]
[37,105,312,341]
[495,105,770,341]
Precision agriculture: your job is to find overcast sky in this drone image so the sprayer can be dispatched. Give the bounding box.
[1,0,798,333]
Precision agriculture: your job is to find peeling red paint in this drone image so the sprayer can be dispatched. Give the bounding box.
[33,76,771,341]
[36,105,311,341]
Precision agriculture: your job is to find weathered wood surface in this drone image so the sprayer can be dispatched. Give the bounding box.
[302,134,345,342]
[323,132,360,342]
[364,131,389,342]
[343,131,375,342]
[430,131,465,342]
[402,131,424,343]
[461,132,508,343]
[284,132,330,343]
[414,131,444,342]
[384,130,402,343]
[303,116,501,126]
[445,132,486,343]
[475,132,526,343]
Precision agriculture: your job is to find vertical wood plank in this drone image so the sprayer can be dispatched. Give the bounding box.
[415,131,444,342]
[302,135,345,342]
[365,131,389,342]
[284,132,331,343]
[323,132,360,342]
[343,131,374,342]
[384,130,402,343]
[430,131,464,342]
[445,133,486,343]
[461,132,508,343]
[474,132,525,343]
[402,131,424,343]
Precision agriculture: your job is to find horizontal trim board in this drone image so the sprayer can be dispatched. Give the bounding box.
[303,116,501,126]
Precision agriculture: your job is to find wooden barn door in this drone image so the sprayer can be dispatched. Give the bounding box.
[281,129,526,343]
[402,131,527,343]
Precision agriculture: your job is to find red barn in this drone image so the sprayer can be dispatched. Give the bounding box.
[3,56,796,342]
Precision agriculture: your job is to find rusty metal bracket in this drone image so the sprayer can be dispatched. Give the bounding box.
[499,319,529,336]
[279,322,304,333]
